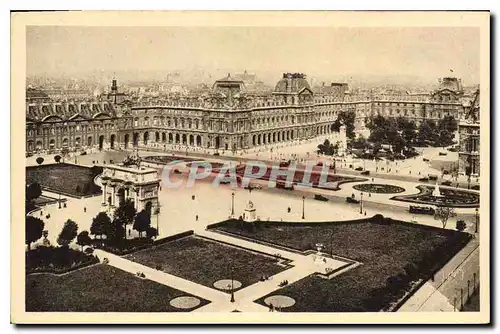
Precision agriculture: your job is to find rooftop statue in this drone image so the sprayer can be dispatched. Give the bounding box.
[122,147,142,168]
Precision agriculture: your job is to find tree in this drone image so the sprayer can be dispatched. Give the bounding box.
[437,129,454,148]
[392,135,407,155]
[113,198,137,237]
[438,115,458,133]
[133,209,151,237]
[36,157,44,165]
[54,155,62,163]
[26,182,42,201]
[417,120,439,145]
[106,219,126,244]
[336,110,356,139]
[26,216,44,250]
[76,230,92,251]
[57,219,78,247]
[434,206,457,229]
[90,212,111,239]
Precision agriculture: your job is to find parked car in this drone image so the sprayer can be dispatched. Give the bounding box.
[314,194,329,202]
[471,185,480,190]
[428,175,438,181]
[439,152,448,156]
[213,152,220,156]
[276,182,294,190]
[423,158,430,162]
[346,197,360,204]
[355,167,364,171]
[244,183,263,190]
[409,206,435,215]
[418,177,429,182]
[361,170,370,175]
[441,180,452,186]
[447,147,458,152]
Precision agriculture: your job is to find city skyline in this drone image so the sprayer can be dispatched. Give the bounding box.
[27,26,480,87]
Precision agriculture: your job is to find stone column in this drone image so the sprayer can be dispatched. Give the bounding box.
[111,185,116,207]
[102,183,107,205]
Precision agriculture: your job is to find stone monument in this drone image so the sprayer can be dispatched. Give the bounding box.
[243,200,257,222]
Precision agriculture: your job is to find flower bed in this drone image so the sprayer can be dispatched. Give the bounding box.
[26,246,99,275]
[353,183,406,194]
[26,163,103,197]
[143,155,198,165]
[235,164,365,190]
[391,185,480,208]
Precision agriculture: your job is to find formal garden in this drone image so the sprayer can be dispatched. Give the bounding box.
[391,185,480,208]
[124,235,289,290]
[26,163,103,197]
[26,264,209,312]
[353,183,406,194]
[209,217,471,312]
[235,164,366,190]
[143,155,198,165]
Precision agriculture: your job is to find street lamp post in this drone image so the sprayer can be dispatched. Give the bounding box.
[302,196,305,220]
[58,192,61,209]
[475,208,479,233]
[230,262,235,303]
[231,192,235,217]
[360,192,363,214]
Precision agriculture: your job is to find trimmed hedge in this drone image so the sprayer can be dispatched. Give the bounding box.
[93,230,194,256]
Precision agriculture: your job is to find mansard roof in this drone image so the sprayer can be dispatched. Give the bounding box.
[26,100,117,123]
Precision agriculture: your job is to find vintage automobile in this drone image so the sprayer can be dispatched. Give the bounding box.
[355,167,364,171]
[346,197,360,204]
[439,152,448,156]
[418,177,429,182]
[244,183,263,190]
[314,194,329,202]
[441,180,452,186]
[361,170,370,175]
[276,182,294,190]
[409,205,435,215]
[428,175,438,181]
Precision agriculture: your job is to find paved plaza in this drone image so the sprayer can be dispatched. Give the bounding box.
[26,140,481,312]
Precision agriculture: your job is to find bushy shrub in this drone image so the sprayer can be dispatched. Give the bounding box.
[456,220,467,232]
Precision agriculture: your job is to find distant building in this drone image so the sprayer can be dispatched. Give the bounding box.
[25,80,130,154]
[458,88,480,176]
[107,79,128,104]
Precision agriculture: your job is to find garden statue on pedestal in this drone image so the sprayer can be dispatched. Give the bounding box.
[243,201,257,223]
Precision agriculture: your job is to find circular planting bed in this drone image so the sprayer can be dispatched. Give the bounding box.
[169,296,201,309]
[353,183,406,194]
[213,279,242,291]
[391,185,480,208]
[264,295,296,309]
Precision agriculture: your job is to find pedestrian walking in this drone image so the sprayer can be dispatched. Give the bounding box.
[83,207,86,213]
[196,215,199,221]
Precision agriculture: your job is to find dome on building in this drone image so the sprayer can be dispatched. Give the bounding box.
[274,73,312,93]
[437,77,462,92]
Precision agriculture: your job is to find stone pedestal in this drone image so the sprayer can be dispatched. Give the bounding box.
[243,201,257,222]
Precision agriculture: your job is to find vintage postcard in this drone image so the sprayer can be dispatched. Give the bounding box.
[11,11,490,324]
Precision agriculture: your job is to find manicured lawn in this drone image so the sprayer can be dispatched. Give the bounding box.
[143,155,197,164]
[26,264,208,312]
[26,163,102,197]
[212,218,471,312]
[124,235,287,290]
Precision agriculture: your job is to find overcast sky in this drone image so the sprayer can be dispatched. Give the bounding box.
[26,26,480,86]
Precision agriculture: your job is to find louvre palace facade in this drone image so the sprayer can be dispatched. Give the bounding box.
[25,73,470,155]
